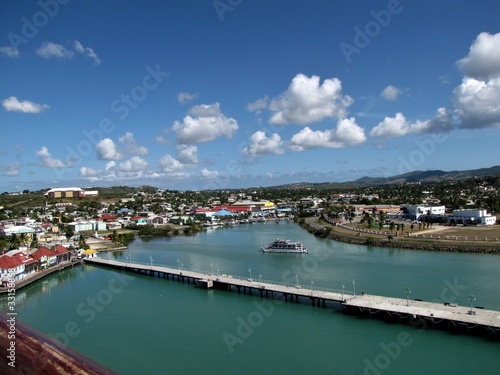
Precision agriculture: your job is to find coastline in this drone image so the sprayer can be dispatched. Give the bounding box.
[301,218,500,254]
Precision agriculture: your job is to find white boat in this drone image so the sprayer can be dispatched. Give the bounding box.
[261,239,308,253]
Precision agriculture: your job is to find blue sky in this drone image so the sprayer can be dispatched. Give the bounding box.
[1,0,500,192]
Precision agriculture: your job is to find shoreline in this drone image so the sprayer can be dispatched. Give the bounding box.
[0,260,83,294]
[301,218,500,254]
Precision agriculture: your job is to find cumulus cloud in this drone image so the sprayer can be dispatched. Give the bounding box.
[370,113,407,137]
[457,32,500,81]
[370,109,454,138]
[118,156,149,172]
[37,42,74,60]
[176,145,198,165]
[201,168,219,178]
[79,166,100,177]
[159,154,184,173]
[36,147,69,168]
[247,97,268,112]
[96,138,123,160]
[243,131,284,156]
[380,85,402,101]
[453,77,500,129]
[105,161,116,171]
[266,74,353,125]
[172,103,239,144]
[0,46,19,58]
[290,117,366,151]
[159,145,198,173]
[119,132,148,155]
[2,96,49,114]
[74,40,101,65]
[177,92,199,104]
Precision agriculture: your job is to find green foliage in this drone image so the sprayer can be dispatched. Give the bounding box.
[365,236,375,246]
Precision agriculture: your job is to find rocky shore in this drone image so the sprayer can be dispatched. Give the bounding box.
[300,218,500,254]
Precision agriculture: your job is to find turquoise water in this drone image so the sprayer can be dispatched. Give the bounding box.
[3,221,500,374]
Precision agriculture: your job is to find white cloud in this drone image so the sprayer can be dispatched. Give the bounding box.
[105,161,116,171]
[243,131,284,156]
[73,40,101,65]
[172,103,239,144]
[176,145,198,165]
[370,112,409,137]
[118,156,149,172]
[0,46,19,58]
[177,92,199,104]
[453,77,500,129]
[118,132,148,155]
[36,42,74,60]
[457,32,500,81]
[370,109,454,138]
[2,96,49,114]
[201,168,219,178]
[79,166,100,177]
[247,97,268,112]
[267,73,353,125]
[159,154,184,172]
[290,117,366,151]
[96,138,123,160]
[35,147,69,168]
[159,145,198,173]
[380,85,402,101]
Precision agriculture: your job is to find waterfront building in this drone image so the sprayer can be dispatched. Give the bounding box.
[451,209,497,225]
[0,250,37,286]
[30,247,58,269]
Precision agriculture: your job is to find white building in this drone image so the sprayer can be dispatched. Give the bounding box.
[452,209,496,225]
[401,205,446,219]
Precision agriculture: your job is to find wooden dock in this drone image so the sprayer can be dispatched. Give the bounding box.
[84,257,500,338]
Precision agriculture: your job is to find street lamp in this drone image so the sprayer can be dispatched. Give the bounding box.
[467,294,476,315]
[404,287,411,306]
[210,262,214,275]
[353,279,356,296]
[295,273,300,288]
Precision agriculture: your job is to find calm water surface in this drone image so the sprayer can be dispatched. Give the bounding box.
[3,221,500,374]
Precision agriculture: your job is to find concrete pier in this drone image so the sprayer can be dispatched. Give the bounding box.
[84,257,500,338]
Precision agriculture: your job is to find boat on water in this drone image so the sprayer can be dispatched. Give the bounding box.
[261,238,308,253]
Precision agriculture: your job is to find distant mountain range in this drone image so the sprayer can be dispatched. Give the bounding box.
[269,165,500,190]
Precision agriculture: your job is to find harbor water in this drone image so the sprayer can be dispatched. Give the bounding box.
[3,221,500,374]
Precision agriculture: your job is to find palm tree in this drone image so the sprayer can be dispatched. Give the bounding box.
[8,234,21,250]
[389,222,395,233]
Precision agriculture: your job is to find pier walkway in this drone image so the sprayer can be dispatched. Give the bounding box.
[84,257,500,337]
